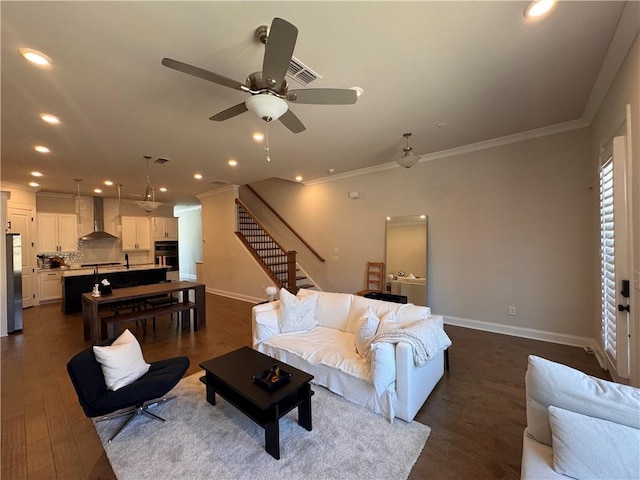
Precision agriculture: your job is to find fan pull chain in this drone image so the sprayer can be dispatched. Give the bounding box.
[265,123,271,162]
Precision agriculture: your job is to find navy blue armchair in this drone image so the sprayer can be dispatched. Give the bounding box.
[67,338,189,442]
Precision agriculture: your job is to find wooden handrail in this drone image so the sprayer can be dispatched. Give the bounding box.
[245,184,326,262]
[235,198,289,254]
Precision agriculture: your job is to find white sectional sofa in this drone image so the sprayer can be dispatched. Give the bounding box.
[521,355,640,479]
[251,288,451,422]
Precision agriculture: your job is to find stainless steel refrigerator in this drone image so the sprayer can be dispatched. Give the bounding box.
[6,233,23,332]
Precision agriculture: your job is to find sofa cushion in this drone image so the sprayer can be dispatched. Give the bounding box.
[396,304,431,325]
[347,296,404,333]
[549,405,640,480]
[278,288,318,333]
[354,307,380,360]
[525,355,640,446]
[92,329,150,391]
[300,289,353,331]
[262,326,369,381]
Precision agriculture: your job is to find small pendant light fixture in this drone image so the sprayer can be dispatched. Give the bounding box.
[397,133,419,169]
[136,155,161,212]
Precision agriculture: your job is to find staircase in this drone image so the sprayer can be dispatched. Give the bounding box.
[235,199,315,293]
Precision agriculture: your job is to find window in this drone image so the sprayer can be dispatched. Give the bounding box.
[599,135,630,379]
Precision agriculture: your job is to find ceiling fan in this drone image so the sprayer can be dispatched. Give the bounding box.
[161,17,358,134]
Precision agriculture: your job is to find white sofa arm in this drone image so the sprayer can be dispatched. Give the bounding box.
[252,300,281,348]
[394,315,446,422]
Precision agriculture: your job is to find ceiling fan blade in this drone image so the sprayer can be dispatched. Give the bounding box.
[279,109,306,134]
[262,18,298,91]
[209,103,248,121]
[287,88,358,105]
[162,58,246,92]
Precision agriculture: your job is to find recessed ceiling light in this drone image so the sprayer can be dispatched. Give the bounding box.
[40,113,61,125]
[19,48,52,66]
[295,175,303,182]
[327,168,335,173]
[93,188,102,194]
[104,180,113,186]
[228,159,238,167]
[524,0,556,17]
[194,173,203,180]
[159,187,167,192]
[34,145,50,153]
[28,182,40,187]
[252,132,265,142]
[31,171,43,177]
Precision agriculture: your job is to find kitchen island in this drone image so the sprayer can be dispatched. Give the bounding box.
[62,264,170,314]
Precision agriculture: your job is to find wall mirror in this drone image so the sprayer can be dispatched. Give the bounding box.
[385,215,427,305]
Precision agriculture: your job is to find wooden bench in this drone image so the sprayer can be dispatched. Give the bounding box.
[101,301,197,339]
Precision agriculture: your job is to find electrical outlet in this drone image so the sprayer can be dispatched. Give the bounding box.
[508,306,517,316]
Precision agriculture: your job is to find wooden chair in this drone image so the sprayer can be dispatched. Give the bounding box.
[356,261,385,296]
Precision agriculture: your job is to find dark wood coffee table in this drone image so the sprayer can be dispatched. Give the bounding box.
[199,347,314,459]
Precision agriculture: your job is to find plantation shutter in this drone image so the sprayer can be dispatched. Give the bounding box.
[599,150,616,361]
[599,134,630,378]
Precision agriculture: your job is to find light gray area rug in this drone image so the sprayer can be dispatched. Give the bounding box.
[94,373,430,480]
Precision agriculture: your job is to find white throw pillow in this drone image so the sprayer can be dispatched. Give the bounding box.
[525,355,640,446]
[354,307,380,360]
[549,406,640,480]
[93,329,150,391]
[278,288,319,333]
[371,342,396,397]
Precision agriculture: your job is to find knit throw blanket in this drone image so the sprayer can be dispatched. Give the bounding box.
[372,319,452,366]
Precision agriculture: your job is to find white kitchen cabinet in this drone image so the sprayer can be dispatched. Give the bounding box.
[121,216,151,250]
[37,213,78,253]
[38,270,63,302]
[152,217,178,240]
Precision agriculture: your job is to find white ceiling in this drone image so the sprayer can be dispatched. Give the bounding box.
[0,1,633,206]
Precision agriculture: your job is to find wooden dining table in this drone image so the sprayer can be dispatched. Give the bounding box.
[81,281,206,343]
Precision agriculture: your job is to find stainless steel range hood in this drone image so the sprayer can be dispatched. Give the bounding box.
[79,197,119,241]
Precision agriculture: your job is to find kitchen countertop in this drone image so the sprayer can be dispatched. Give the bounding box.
[59,264,169,277]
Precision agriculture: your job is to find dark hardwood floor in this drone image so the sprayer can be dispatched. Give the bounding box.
[1,295,607,479]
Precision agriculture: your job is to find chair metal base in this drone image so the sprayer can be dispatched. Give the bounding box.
[95,396,175,443]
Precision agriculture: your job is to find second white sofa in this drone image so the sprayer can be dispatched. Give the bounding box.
[252,288,451,422]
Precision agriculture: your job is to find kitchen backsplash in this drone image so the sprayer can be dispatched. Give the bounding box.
[38,238,151,268]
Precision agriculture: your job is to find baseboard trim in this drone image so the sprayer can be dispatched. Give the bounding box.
[181,273,197,281]
[206,287,261,304]
[444,315,598,349]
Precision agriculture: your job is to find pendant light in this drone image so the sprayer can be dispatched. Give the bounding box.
[136,156,161,213]
[74,178,82,228]
[397,133,419,169]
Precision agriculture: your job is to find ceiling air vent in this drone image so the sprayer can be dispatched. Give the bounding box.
[209,180,230,186]
[287,56,321,86]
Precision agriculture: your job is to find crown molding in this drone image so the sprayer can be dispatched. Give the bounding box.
[306,118,589,186]
[582,1,640,123]
[196,184,238,200]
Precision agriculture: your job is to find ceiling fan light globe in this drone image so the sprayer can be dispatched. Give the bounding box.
[246,95,288,122]
[397,153,419,169]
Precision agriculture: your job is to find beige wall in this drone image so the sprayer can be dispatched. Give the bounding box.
[243,128,596,343]
[198,187,272,302]
[589,33,640,385]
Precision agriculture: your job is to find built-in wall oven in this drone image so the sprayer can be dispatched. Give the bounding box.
[155,240,178,272]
